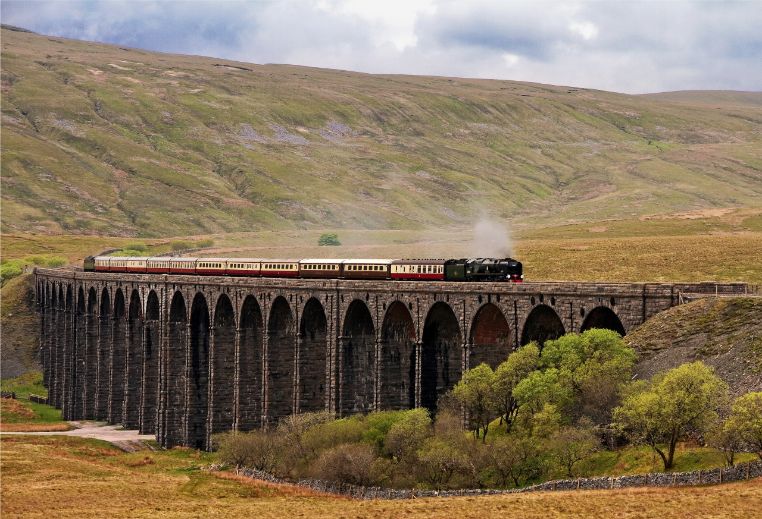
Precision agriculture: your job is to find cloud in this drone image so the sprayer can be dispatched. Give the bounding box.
[2,0,761,93]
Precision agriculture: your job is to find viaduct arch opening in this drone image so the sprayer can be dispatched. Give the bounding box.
[164,291,187,447]
[380,301,416,411]
[580,307,626,336]
[239,296,263,430]
[521,304,565,346]
[470,303,512,369]
[188,293,210,449]
[141,291,160,434]
[71,286,86,420]
[267,296,295,422]
[124,290,142,428]
[211,294,235,436]
[96,288,111,420]
[108,289,126,424]
[299,298,327,413]
[84,287,98,419]
[421,302,462,414]
[341,300,375,416]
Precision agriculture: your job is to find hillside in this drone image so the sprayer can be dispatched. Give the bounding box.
[2,26,762,237]
[627,297,762,397]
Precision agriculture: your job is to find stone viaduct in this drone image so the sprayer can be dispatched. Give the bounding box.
[33,268,750,450]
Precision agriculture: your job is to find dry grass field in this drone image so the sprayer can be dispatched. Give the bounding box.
[1,435,761,519]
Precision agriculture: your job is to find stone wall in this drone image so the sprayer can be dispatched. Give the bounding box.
[33,268,750,448]
[229,460,762,499]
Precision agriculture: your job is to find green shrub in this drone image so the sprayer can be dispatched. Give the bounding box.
[170,240,193,251]
[318,233,341,246]
[197,238,215,248]
[124,242,147,251]
[0,260,24,284]
[309,443,383,486]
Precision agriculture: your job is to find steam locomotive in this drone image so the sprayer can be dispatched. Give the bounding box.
[84,256,523,282]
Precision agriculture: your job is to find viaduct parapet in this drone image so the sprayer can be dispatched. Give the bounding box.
[33,268,750,449]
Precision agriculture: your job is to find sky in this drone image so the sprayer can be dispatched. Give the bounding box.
[3,0,761,94]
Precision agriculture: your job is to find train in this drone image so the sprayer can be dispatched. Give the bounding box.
[84,256,523,282]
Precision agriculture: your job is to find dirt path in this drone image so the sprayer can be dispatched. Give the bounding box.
[0,421,155,451]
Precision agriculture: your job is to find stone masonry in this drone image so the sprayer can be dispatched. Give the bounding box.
[34,268,751,449]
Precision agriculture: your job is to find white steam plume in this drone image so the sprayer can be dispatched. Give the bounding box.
[471,218,513,258]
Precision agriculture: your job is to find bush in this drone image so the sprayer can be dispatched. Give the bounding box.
[310,443,382,486]
[416,437,470,489]
[124,242,147,252]
[197,239,215,248]
[170,240,193,251]
[318,233,341,246]
[216,430,281,473]
[384,408,432,462]
[0,260,24,284]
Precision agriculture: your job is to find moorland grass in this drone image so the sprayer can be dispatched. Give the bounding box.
[1,435,760,518]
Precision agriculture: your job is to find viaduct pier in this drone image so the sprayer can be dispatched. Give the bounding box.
[33,268,750,449]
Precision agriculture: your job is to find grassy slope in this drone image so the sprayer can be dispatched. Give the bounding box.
[2,435,761,518]
[627,297,762,397]
[3,26,762,237]
[0,274,38,377]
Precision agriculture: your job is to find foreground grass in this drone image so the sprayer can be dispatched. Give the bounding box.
[2,435,761,518]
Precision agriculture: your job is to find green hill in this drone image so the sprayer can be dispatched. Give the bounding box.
[2,26,762,237]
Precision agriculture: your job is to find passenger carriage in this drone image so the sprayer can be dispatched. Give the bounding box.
[391,259,446,281]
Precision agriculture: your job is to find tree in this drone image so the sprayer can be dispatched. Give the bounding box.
[487,434,544,487]
[541,329,636,423]
[318,233,341,246]
[548,422,599,477]
[453,363,497,441]
[416,437,470,489]
[492,343,540,432]
[384,408,432,462]
[708,420,745,467]
[513,368,574,418]
[614,361,728,470]
[724,392,762,459]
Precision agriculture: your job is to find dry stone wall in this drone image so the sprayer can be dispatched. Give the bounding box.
[228,459,762,499]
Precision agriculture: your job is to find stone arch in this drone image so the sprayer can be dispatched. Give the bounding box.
[51,284,66,408]
[380,301,416,410]
[239,295,263,430]
[521,304,565,346]
[140,290,161,434]
[267,296,295,422]
[41,283,54,388]
[188,292,210,449]
[469,303,512,369]
[340,299,376,416]
[108,288,126,424]
[95,287,111,420]
[210,293,236,436]
[123,289,143,428]
[580,307,626,336]
[421,302,462,414]
[84,287,99,418]
[71,287,86,420]
[164,291,187,447]
[298,297,327,413]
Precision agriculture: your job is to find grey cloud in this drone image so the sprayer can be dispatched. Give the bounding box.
[2,0,761,93]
